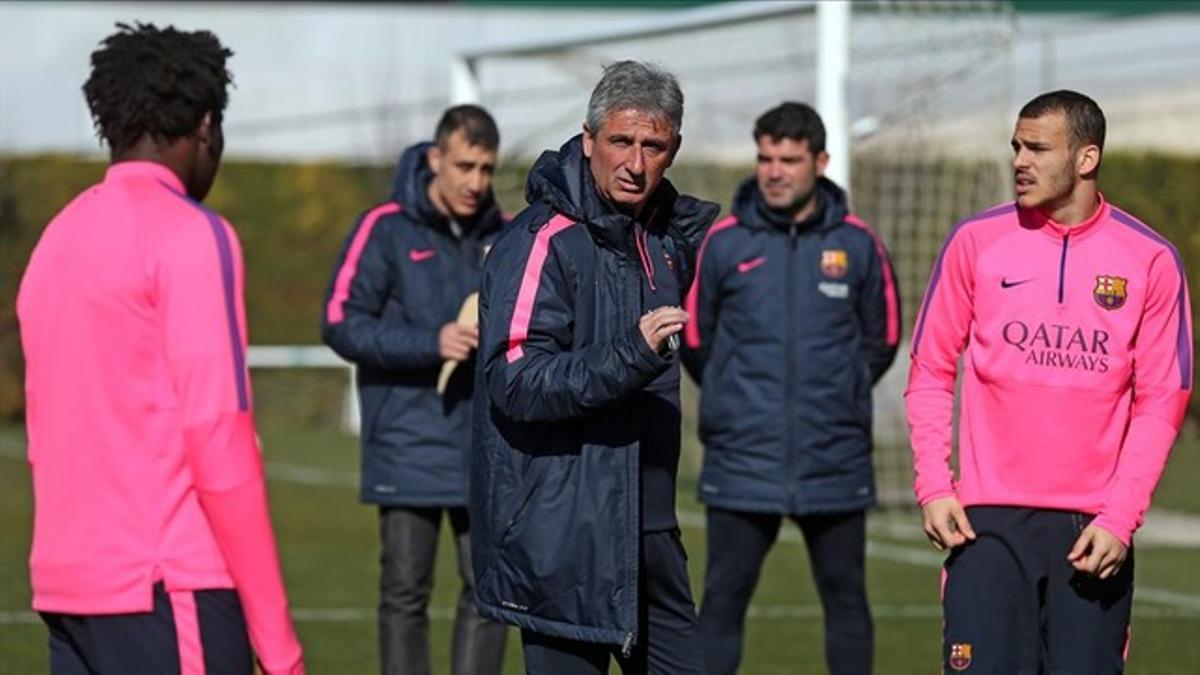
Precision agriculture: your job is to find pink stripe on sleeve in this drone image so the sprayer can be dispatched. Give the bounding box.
[845,214,901,346]
[325,202,402,324]
[506,214,576,363]
[169,590,206,675]
[684,216,738,349]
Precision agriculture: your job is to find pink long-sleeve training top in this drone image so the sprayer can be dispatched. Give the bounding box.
[906,196,1192,545]
[17,161,302,673]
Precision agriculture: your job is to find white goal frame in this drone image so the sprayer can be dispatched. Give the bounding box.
[447,1,852,189]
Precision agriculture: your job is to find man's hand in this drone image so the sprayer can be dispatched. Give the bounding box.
[921,495,977,551]
[439,322,479,362]
[1067,524,1128,579]
[639,307,689,354]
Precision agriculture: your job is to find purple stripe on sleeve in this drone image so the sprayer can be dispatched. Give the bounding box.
[158,180,250,410]
[1111,208,1192,390]
[911,203,1015,354]
[203,211,250,410]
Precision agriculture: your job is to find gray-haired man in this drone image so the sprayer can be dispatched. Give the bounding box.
[470,60,718,674]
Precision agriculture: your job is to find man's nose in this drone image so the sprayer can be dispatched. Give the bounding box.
[628,149,645,175]
[1013,149,1029,170]
[467,171,485,194]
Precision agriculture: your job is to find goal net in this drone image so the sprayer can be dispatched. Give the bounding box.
[450,1,1016,506]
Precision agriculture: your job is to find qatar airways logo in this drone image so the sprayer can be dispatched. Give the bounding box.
[1001,321,1110,373]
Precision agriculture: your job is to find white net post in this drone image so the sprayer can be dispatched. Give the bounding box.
[459,0,1016,506]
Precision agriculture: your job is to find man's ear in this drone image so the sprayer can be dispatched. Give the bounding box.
[815,150,830,178]
[427,144,443,176]
[666,133,682,169]
[1077,143,1101,178]
[581,123,595,158]
[196,112,214,146]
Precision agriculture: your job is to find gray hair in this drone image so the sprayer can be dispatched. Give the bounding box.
[585,60,684,137]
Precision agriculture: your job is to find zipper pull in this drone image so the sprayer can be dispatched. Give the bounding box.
[622,631,635,657]
[789,223,798,249]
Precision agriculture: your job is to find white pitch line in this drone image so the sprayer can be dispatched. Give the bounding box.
[0,445,360,488]
[2,449,1198,614]
[1136,587,1200,613]
[4,603,1195,626]
[675,510,1200,614]
[265,461,358,488]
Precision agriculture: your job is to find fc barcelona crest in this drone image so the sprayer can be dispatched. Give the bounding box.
[1093,275,1128,310]
[820,249,849,278]
[949,643,973,671]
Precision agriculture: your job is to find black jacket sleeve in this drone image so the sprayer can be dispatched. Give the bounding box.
[479,225,669,423]
[856,234,902,384]
[321,211,442,371]
[680,229,726,385]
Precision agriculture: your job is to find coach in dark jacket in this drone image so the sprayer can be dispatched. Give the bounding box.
[472,61,717,674]
[321,106,507,675]
[683,102,901,675]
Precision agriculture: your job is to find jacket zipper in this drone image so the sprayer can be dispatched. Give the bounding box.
[785,223,798,509]
[1057,233,1069,303]
[634,226,657,291]
[621,253,641,655]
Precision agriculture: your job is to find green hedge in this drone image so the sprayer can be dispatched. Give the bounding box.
[2,153,1196,422]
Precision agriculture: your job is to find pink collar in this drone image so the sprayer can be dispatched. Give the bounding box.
[105,161,186,194]
[1022,193,1109,242]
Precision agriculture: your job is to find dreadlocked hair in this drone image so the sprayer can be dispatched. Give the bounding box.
[82,22,233,155]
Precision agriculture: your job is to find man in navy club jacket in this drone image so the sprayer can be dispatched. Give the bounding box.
[683,102,902,675]
[471,61,718,674]
[322,105,508,675]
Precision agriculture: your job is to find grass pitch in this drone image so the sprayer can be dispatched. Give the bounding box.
[2,424,1198,673]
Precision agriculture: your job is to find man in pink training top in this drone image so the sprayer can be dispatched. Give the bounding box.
[906,89,1192,674]
[17,23,304,674]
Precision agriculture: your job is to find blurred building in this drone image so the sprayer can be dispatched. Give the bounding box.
[1,1,1197,164]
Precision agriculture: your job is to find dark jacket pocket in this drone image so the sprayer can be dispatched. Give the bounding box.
[499,460,549,545]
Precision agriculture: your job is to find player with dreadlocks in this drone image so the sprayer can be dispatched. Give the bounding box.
[17,23,305,674]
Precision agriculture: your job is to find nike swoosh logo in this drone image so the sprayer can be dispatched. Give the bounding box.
[737,256,766,273]
[1000,277,1033,289]
[409,248,436,262]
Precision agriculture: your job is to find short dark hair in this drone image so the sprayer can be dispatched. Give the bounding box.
[1019,90,1106,152]
[434,104,500,151]
[82,22,233,156]
[754,102,826,153]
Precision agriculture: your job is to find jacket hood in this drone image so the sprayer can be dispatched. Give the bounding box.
[526,134,717,254]
[731,175,849,234]
[390,141,502,234]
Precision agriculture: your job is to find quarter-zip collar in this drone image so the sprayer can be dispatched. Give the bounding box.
[1015,194,1110,304]
[1021,193,1109,244]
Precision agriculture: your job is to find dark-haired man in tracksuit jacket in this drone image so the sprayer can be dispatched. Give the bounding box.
[684,102,901,675]
[322,105,508,675]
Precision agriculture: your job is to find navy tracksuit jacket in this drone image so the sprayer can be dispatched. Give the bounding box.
[683,176,901,515]
[470,135,718,648]
[322,142,505,506]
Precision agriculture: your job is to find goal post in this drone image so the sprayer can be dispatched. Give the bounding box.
[268,1,1016,507]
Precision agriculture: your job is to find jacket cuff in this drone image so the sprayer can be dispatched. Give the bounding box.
[626,324,670,375]
[916,487,957,507]
[261,654,305,675]
[422,325,445,365]
[1090,515,1133,547]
